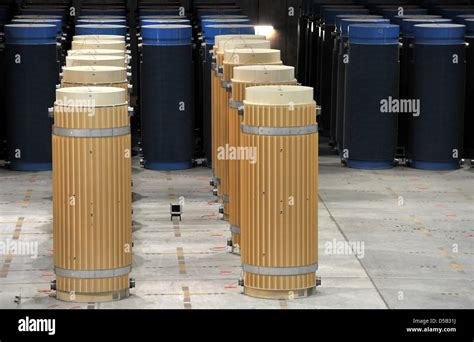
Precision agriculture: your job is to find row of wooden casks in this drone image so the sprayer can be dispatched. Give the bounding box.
[210,34,319,299]
[52,29,134,302]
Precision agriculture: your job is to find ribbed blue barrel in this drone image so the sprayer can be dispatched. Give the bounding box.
[201,24,255,167]
[141,18,190,27]
[465,19,474,159]
[318,8,369,133]
[4,24,58,170]
[408,24,466,170]
[344,24,400,169]
[75,24,127,36]
[12,18,62,34]
[333,17,389,152]
[141,25,194,170]
[398,18,452,152]
[77,19,127,25]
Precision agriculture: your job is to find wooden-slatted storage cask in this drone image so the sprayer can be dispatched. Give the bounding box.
[241,85,318,299]
[211,39,269,204]
[217,48,281,220]
[202,26,256,169]
[61,65,130,101]
[66,54,127,67]
[52,87,132,302]
[71,39,126,51]
[228,65,296,254]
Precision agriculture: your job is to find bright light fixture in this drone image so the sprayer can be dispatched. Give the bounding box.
[254,25,274,39]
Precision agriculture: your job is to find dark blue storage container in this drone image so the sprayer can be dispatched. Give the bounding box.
[333,17,390,152]
[463,19,474,159]
[141,25,194,170]
[408,24,466,170]
[4,24,58,170]
[344,24,400,169]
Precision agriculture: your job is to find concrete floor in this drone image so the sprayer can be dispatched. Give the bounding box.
[0,147,473,309]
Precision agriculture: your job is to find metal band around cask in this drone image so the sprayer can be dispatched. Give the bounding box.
[52,87,133,302]
[240,85,318,299]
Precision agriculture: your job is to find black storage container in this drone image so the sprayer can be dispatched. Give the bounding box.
[318,7,369,133]
[344,24,400,169]
[408,24,466,170]
[141,24,194,170]
[332,16,388,151]
[4,24,57,170]
[463,19,474,159]
[398,18,452,152]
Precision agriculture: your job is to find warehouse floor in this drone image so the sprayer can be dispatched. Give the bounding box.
[0,142,473,309]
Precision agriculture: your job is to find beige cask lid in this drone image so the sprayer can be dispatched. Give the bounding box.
[68,49,125,57]
[66,55,126,67]
[214,34,266,47]
[244,85,314,106]
[71,40,126,50]
[233,65,295,83]
[218,39,270,53]
[62,66,127,83]
[73,33,126,41]
[224,48,281,64]
[55,86,127,107]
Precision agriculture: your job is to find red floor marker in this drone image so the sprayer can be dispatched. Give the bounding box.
[37,289,51,293]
